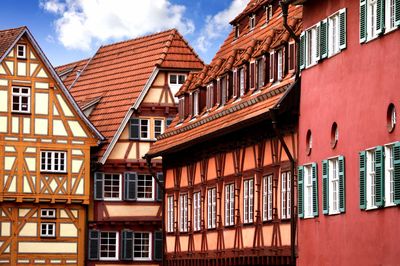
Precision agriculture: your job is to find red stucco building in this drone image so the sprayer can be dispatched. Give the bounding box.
[296,0,400,265]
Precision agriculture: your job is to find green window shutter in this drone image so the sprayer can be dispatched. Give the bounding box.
[312,163,319,217]
[338,156,346,213]
[395,0,400,26]
[154,231,163,261]
[360,0,367,43]
[88,229,100,260]
[298,166,304,218]
[376,0,385,35]
[359,151,367,210]
[299,32,306,70]
[375,146,385,207]
[124,172,137,201]
[393,142,400,204]
[316,22,321,62]
[322,160,329,215]
[320,19,328,59]
[121,230,133,260]
[156,172,164,202]
[339,8,347,50]
[94,172,103,200]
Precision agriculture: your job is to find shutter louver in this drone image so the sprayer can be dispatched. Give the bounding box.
[88,230,100,260]
[395,0,400,26]
[359,151,367,210]
[121,230,133,260]
[312,163,318,217]
[124,172,137,201]
[393,142,400,204]
[375,146,385,207]
[299,33,306,70]
[338,156,346,213]
[339,8,347,50]
[154,231,163,261]
[360,0,367,43]
[94,172,103,200]
[376,0,385,35]
[322,160,329,215]
[316,22,321,61]
[320,19,328,59]
[298,166,304,218]
[156,172,164,202]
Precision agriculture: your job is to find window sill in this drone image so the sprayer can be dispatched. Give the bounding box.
[365,206,379,211]
[384,26,399,35]
[11,111,31,115]
[40,171,67,174]
[305,62,318,70]
[384,203,396,208]
[99,258,119,261]
[327,211,341,216]
[102,198,123,202]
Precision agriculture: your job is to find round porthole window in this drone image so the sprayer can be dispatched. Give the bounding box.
[331,122,338,149]
[387,103,396,133]
[306,130,312,155]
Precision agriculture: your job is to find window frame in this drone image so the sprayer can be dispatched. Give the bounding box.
[385,144,395,206]
[276,48,284,81]
[41,209,56,219]
[193,91,199,116]
[328,158,340,214]
[167,195,175,232]
[179,193,188,232]
[193,191,201,231]
[266,5,273,23]
[366,148,378,209]
[243,179,254,224]
[12,86,31,113]
[225,183,235,226]
[305,25,318,68]
[281,171,291,219]
[40,222,56,238]
[133,232,152,261]
[328,12,341,57]
[16,44,26,59]
[207,187,217,229]
[99,231,119,261]
[154,119,164,139]
[136,174,154,201]
[103,173,122,201]
[367,0,379,41]
[385,0,397,32]
[40,151,67,173]
[304,164,314,218]
[262,175,273,221]
[249,14,256,30]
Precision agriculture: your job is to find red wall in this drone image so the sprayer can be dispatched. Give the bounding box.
[298,0,400,265]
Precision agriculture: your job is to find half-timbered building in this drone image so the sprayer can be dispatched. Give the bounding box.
[56,29,204,265]
[0,26,103,265]
[146,1,302,265]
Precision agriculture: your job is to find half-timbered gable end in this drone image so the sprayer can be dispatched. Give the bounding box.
[56,29,204,265]
[0,26,103,265]
[146,1,302,265]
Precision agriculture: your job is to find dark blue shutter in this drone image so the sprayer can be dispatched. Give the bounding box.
[94,173,103,200]
[156,172,164,202]
[121,230,133,260]
[124,172,137,201]
[359,151,367,210]
[338,156,346,213]
[129,119,139,140]
[393,142,400,204]
[154,231,163,261]
[375,146,385,207]
[88,229,100,260]
[322,160,329,215]
[312,163,319,217]
[298,166,304,218]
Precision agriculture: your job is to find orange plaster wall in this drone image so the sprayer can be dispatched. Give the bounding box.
[243,146,256,171]
[165,169,174,189]
[166,236,175,253]
[194,161,201,185]
[180,166,188,187]
[263,140,273,166]
[208,157,216,180]
[224,152,235,176]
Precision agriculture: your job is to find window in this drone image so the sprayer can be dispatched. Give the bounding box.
[328,13,340,56]
[40,151,66,173]
[167,196,174,232]
[288,42,296,72]
[12,86,30,113]
[331,122,339,148]
[281,172,291,219]
[243,179,254,223]
[263,175,273,221]
[386,0,396,31]
[256,58,264,90]
[40,223,55,237]
[193,192,201,231]
[133,232,151,260]
[306,26,318,67]
[225,184,235,226]
[368,0,379,40]
[104,173,122,200]
[277,49,283,81]
[239,68,245,97]
[129,118,150,140]
[266,5,273,23]
[385,145,395,206]
[41,209,56,218]
[304,165,314,217]
[235,25,240,38]
[322,157,346,215]
[367,149,377,208]
[207,188,216,229]
[100,232,118,260]
[17,44,26,59]
[269,52,275,82]
[387,103,396,132]
[169,73,186,103]
[306,130,312,155]
[180,194,188,232]
[166,117,173,128]
[206,84,214,109]
[137,174,154,200]
[220,77,227,105]
[154,119,163,138]
[299,164,318,218]
[193,91,199,116]
[179,97,185,120]
[249,14,256,30]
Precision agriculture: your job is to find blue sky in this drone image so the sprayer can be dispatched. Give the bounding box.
[0,0,247,67]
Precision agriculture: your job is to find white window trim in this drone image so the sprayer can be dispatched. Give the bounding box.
[16,44,26,59]
[281,172,291,219]
[207,188,216,229]
[99,231,119,261]
[243,179,254,224]
[328,12,341,57]
[154,119,164,139]
[133,232,152,261]
[385,144,395,207]
[366,149,378,210]
[249,14,256,30]
[41,209,56,218]
[367,0,379,41]
[40,222,56,237]
[277,49,283,81]
[12,86,31,113]
[305,25,318,68]
[40,151,67,173]
[167,196,174,232]
[304,164,314,218]
[103,173,122,201]
[180,194,188,232]
[193,91,199,116]
[328,158,340,215]
[139,119,150,140]
[136,174,154,201]
[225,184,235,226]
[193,192,201,231]
[385,0,397,33]
[262,175,273,221]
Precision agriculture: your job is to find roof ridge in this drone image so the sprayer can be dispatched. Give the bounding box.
[55,57,91,69]
[172,30,205,66]
[156,29,176,66]
[0,26,27,34]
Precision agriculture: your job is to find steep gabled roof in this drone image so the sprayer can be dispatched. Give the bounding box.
[0,26,104,141]
[58,29,204,162]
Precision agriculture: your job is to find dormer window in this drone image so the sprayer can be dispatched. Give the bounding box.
[239,67,245,97]
[206,84,214,110]
[249,14,256,30]
[193,91,199,116]
[235,25,240,39]
[256,58,265,90]
[277,48,284,81]
[220,77,227,105]
[178,97,185,121]
[266,5,273,23]
[17,44,26,59]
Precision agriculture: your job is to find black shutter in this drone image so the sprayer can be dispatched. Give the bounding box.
[129,119,139,140]
[156,172,164,202]
[88,230,100,260]
[124,172,137,201]
[121,230,133,260]
[154,231,163,261]
[94,173,103,200]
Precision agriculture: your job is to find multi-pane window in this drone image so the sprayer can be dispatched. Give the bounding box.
[12,86,30,113]
[103,174,121,200]
[206,84,214,109]
[281,172,291,219]
[329,159,340,214]
[367,0,378,40]
[140,119,149,139]
[277,49,283,81]
[40,151,66,173]
[304,165,314,218]
[154,119,163,138]
[239,68,245,97]
[40,223,55,237]
[225,184,235,226]
[385,145,395,206]
[133,232,151,260]
[367,150,377,208]
[129,118,150,140]
[249,14,256,30]
[386,0,396,30]
[207,188,216,229]
[256,58,264,89]
[180,194,188,232]
[220,77,227,105]
[179,97,185,120]
[306,26,318,67]
[41,209,56,218]
[243,179,254,224]
[167,196,174,232]
[17,44,26,59]
[193,192,201,231]
[137,174,153,200]
[323,157,345,215]
[263,175,273,221]
[193,91,199,116]
[100,232,118,260]
[169,73,186,101]
[329,13,340,56]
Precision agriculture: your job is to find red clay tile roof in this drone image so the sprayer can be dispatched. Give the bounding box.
[60,29,204,159]
[147,3,302,157]
[55,58,90,89]
[0,26,26,60]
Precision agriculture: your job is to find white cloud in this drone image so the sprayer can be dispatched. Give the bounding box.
[40,0,195,51]
[195,0,248,53]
